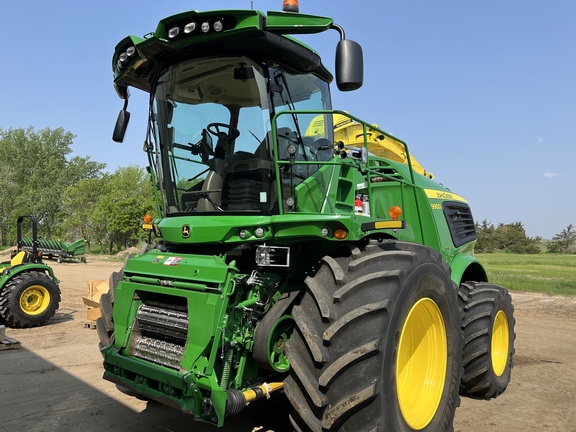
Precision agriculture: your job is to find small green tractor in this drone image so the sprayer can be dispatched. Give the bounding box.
[0,215,61,328]
[97,2,515,430]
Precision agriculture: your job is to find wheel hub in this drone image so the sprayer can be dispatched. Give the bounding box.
[491,310,509,377]
[20,285,51,315]
[396,297,447,430]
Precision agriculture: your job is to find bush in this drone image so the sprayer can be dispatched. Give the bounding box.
[475,220,541,254]
[547,224,576,254]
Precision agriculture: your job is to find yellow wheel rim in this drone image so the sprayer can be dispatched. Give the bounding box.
[396,298,447,430]
[19,285,51,316]
[491,310,509,377]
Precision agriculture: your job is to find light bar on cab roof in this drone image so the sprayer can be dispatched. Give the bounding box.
[165,14,232,41]
[113,35,144,76]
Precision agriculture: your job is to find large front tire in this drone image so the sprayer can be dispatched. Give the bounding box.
[96,269,123,351]
[284,241,462,431]
[0,271,61,328]
[459,282,515,398]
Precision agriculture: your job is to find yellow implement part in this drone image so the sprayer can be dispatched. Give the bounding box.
[334,115,434,179]
[307,114,434,179]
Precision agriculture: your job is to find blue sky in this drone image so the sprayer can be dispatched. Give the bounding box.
[2,1,575,239]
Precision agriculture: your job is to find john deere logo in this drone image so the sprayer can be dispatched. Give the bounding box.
[182,225,191,238]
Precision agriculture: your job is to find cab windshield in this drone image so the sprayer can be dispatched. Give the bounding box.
[150,56,333,216]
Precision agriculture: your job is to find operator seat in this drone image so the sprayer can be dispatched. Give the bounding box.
[218,136,273,213]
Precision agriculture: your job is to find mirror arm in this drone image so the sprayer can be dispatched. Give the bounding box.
[331,24,345,40]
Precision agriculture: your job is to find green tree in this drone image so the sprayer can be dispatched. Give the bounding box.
[475,219,497,253]
[547,224,576,253]
[494,222,541,254]
[475,220,540,254]
[0,127,104,245]
[61,178,106,252]
[91,166,155,254]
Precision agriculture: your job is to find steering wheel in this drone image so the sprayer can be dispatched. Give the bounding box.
[207,122,240,141]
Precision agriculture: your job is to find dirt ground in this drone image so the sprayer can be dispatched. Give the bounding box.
[1,255,575,432]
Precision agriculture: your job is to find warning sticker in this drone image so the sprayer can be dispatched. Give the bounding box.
[164,257,183,266]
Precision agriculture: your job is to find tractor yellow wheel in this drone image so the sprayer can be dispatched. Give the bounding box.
[0,271,61,328]
[396,298,447,430]
[20,284,51,315]
[491,310,510,376]
[285,241,461,432]
[459,282,515,399]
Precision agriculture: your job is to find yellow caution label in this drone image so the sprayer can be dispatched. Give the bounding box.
[424,188,468,203]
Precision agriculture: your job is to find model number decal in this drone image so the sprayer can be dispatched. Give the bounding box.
[431,203,442,210]
[424,188,468,203]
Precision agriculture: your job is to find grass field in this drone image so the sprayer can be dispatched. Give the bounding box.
[476,253,576,297]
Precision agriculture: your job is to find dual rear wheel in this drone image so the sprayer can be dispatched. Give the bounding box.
[284,241,462,431]
[284,241,515,431]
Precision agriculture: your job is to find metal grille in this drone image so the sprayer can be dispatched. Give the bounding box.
[442,202,477,247]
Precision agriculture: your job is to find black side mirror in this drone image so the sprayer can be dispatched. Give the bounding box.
[113,109,131,143]
[335,39,364,91]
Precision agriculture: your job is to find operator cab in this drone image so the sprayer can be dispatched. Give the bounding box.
[151,56,335,216]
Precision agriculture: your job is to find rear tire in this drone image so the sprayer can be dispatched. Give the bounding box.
[0,271,61,328]
[284,240,462,431]
[459,282,515,398]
